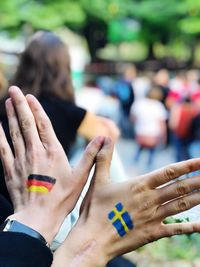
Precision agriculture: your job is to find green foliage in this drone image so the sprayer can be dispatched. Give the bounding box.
[163,217,190,224]
[142,233,200,261]
[1,0,200,60]
[140,217,200,261]
[0,0,86,31]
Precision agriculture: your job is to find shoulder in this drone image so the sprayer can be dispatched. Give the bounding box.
[40,97,86,117]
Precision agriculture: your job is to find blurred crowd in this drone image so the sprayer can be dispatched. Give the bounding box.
[91,66,200,170]
[0,30,200,267]
[1,34,200,173]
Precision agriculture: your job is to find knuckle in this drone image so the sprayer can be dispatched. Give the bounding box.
[96,150,106,163]
[21,117,33,131]
[37,119,49,132]
[186,160,195,173]
[48,146,60,160]
[176,181,189,196]
[141,199,154,211]
[0,146,6,156]
[131,182,147,194]
[130,183,141,193]
[85,147,96,163]
[163,167,175,182]
[10,130,21,143]
[144,227,158,243]
[29,147,39,161]
[15,160,24,172]
[192,223,200,232]
[177,198,190,211]
[173,226,184,235]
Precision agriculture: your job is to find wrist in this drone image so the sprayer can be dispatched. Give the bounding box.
[8,207,60,244]
[53,223,112,267]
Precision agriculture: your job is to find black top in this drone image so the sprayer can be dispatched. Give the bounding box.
[0,232,53,267]
[0,194,13,224]
[0,96,86,203]
[40,96,86,155]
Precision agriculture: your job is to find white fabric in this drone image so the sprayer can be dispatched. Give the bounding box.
[131,98,167,137]
[132,77,151,100]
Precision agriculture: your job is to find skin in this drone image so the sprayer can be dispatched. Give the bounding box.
[77,111,120,143]
[52,144,200,266]
[2,86,200,266]
[0,86,104,244]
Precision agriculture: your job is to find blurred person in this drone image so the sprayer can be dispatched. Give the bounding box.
[166,70,200,110]
[133,73,151,101]
[0,30,120,203]
[114,64,135,138]
[186,69,199,92]
[130,86,167,170]
[191,77,200,107]
[169,96,198,162]
[166,71,189,109]
[3,87,200,267]
[188,111,200,159]
[153,69,170,107]
[154,69,171,145]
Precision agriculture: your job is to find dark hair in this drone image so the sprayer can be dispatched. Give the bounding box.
[12,31,75,102]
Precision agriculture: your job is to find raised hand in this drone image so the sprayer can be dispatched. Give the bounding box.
[53,138,200,267]
[0,86,104,243]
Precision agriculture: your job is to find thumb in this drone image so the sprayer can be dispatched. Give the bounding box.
[74,136,105,187]
[93,137,114,187]
[79,137,114,217]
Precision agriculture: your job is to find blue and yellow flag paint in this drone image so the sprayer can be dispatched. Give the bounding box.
[108,202,134,237]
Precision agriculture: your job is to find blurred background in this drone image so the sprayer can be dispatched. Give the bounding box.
[1,0,200,266]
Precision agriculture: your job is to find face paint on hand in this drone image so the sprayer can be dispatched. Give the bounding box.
[27,174,56,193]
[108,202,134,237]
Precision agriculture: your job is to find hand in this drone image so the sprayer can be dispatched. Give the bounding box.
[53,138,200,267]
[0,86,104,243]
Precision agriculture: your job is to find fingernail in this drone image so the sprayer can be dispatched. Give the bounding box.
[5,98,12,108]
[8,85,19,92]
[26,94,35,99]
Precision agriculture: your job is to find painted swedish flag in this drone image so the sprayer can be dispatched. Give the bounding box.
[108,202,134,237]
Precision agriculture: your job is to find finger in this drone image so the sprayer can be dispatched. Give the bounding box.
[92,137,114,186]
[80,137,114,216]
[0,123,14,176]
[157,175,200,204]
[158,191,200,219]
[146,158,200,189]
[26,94,61,149]
[8,86,41,148]
[5,98,25,157]
[74,136,105,187]
[162,222,200,238]
[70,136,105,213]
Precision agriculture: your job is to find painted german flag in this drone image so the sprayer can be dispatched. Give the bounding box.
[27,174,56,193]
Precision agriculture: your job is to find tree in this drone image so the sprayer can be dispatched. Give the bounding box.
[1,0,200,63]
